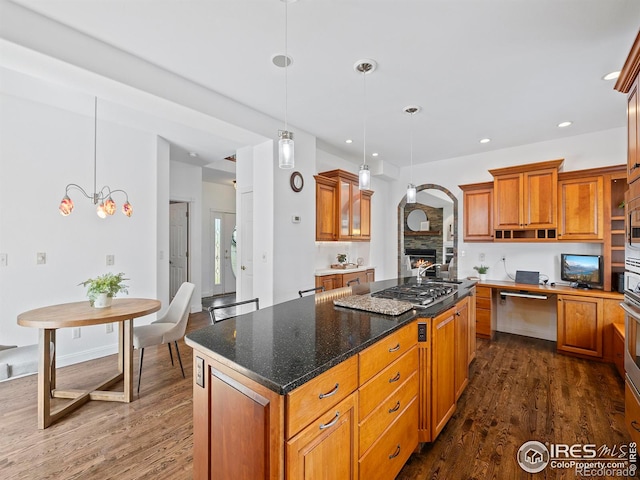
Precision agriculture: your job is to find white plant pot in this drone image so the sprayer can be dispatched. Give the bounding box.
[93,293,112,308]
[479,273,487,282]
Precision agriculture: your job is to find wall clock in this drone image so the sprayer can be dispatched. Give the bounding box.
[290,171,304,192]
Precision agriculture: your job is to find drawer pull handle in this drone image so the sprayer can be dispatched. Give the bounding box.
[389,444,401,459]
[632,420,640,432]
[319,411,340,430]
[318,383,339,399]
[389,372,401,383]
[388,401,401,413]
[388,343,401,353]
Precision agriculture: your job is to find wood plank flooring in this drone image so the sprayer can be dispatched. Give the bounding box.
[0,312,630,480]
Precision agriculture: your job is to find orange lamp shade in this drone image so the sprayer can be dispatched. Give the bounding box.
[104,197,116,216]
[122,202,133,217]
[59,195,74,216]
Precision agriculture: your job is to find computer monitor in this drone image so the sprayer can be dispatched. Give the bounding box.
[560,253,604,289]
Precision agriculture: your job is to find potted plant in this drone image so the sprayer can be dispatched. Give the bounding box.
[79,272,129,308]
[337,253,348,265]
[473,265,489,281]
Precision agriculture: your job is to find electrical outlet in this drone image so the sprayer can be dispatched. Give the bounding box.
[0,253,7,267]
[501,255,506,262]
[72,328,81,339]
[105,323,114,334]
[36,252,46,265]
[196,357,205,388]
[106,254,115,266]
[479,253,485,262]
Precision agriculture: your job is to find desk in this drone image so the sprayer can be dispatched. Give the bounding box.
[18,298,161,429]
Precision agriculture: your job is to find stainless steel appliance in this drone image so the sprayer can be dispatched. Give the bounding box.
[371,282,457,308]
[626,196,640,274]
[622,270,640,395]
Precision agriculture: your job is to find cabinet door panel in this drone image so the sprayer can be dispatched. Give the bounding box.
[494,174,522,228]
[431,308,456,439]
[558,176,603,240]
[524,168,557,227]
[628,79,640,184]
[463,188,493,241]
[287,393,358,480]
[557,295,603,357]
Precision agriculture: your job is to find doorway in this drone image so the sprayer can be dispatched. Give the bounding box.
[210,210,236,296]
[169,201,189,301]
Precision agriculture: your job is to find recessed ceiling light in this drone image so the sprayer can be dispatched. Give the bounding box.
[272,54,293,68]
[189,152,198,158]
[479,138,491,144]
[345,139,353,144]
[372,152,379,157]
[603,71,620,81]
[558,121,572,128]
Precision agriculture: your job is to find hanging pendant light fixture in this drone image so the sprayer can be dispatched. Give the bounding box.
[277,0,297,169]
[59,97,132,218]
[354,59,377,190]
[404,105,421,204]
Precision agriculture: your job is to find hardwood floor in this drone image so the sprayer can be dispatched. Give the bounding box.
[0,313,629,480]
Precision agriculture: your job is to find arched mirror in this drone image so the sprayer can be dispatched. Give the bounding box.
[397,184,458,281]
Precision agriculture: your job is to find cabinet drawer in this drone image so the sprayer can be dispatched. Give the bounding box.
[287,355,358,439]
[359,322,417,384]
[359,371,417,455]
[359,347,417,420]
[476,286,491,298]
[359,397,418,480]
[476,297,491,310]
[625,380,640,445]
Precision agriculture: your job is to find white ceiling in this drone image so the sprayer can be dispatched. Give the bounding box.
[5,0,640,183]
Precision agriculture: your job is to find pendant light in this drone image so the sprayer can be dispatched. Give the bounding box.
[354,59,377,190]
[404,105,421,204]
[59,97,132,218]
[277,0,297,169]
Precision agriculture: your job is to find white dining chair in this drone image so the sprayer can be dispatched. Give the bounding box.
[132,282,195,394]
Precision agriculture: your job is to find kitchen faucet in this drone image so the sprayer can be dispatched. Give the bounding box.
[417,263,442,283]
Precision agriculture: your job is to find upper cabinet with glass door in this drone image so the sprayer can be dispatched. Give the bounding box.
[314,169,373,241]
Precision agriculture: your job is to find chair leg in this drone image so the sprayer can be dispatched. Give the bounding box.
[168,343,174,366]
[175,341,185,379]
[137,348,144,394]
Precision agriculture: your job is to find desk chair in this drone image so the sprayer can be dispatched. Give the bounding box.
[208,298,260,324]
[132,282,195,394]
[298,286,325,297]
[346,278,360,286]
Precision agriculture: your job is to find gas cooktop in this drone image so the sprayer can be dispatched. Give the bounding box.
[371,282,457,308]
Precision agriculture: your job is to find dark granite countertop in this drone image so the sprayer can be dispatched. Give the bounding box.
[185,277,476,395]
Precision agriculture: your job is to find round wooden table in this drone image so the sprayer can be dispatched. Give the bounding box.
[18,298,161,429]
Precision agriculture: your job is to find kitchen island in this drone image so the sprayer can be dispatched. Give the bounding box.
[185,277,476,480]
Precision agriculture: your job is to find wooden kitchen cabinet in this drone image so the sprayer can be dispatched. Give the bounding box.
[468,286,477,363]
[314,175,338,241]
[431,306,456,440]
[315,170,374,241]
[287,393,358,480]
[366,268,375,283]
[459,182,494,241]
[475,286,495,339]
[316,268,375,292]
[557,175,604,241]
[316,274,341,291]
[557,294,603,358]
[615,30,640,185]
[490,159,562,240]
[454,297,469,402]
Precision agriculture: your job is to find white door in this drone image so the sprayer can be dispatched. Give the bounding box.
[210,211,236,296]
[240,191,253,299]
[170,202,189,301]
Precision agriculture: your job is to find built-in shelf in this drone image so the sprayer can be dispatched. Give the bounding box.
[404,230,442,236]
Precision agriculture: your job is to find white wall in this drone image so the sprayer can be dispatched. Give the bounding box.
[0,93,159,366]
[169,161,203,313]
[201,181,236,297]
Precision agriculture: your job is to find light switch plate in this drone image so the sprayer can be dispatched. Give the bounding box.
[37,252,46,265]
[196,357,205,388]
